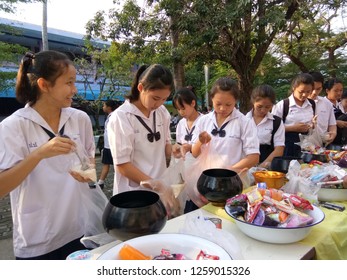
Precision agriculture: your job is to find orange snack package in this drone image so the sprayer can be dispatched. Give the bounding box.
[118,244,152,260]
[258,188,283,201]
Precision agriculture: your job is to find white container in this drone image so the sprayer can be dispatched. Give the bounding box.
[97,233,232,260]
[225,205,324,244]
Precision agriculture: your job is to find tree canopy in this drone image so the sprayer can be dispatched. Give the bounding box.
[86,1,346,112]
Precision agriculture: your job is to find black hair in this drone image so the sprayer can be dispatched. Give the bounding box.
[104,99,118,111]
[172,87,198,111]
[15,50,73,105]
[210,77,239,100]
[251,84,276,104]
[290,73,314,94]
[308,71,324,85]
[126,64,174,102]
[324,77,343,90]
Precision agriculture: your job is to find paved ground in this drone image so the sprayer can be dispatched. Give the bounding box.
[0,153,114,260]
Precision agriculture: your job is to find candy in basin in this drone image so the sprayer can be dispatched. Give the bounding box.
[225,205,324,244]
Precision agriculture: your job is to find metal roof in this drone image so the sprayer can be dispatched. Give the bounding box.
[0,17,110,56]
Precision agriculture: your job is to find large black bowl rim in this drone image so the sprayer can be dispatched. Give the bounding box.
[272,156,302,161]
[224,205,325,229]
[201,168,238,177]
[109,190,160,209]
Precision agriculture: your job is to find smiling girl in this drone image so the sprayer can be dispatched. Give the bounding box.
[0,51,95,259]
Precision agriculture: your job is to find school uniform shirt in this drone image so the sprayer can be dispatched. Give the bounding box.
[0,106,95,258]
[245,110,285,147]
[271,94,315,126]
[175,114,203,182]
[108,100,171,194]
[175,114,202,145]
[313,96,336,135]
[103,112,112,149]
[191,109,260,167]
[338,103,347,114]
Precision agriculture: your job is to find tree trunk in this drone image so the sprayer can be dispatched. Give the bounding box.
[42,0,49,51]
[237,75,254,114]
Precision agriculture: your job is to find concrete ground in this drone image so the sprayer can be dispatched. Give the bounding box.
[0,153,114,260]
[0,238,14,260]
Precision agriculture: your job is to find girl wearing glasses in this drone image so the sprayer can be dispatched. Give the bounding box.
[108,64,179,216]
[245,85,285,168]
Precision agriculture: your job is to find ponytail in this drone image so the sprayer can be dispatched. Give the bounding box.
[127,65,149,102]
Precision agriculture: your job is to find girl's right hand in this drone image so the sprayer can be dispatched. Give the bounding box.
[296,122,311,133]
[199,131,211,144]
[35,136,76,159]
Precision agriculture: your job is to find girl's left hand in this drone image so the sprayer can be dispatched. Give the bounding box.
[69,170,94,183]
[172,143,183,158]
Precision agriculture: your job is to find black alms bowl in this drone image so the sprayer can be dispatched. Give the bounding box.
[270,156,302,174]
[102,190,167,241]
[197,168,243,206]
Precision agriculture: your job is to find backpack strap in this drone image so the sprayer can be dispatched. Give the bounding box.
[282,98,289,123]
[271,115,282,147]
[307,98,316,115]
[282,97,316,123]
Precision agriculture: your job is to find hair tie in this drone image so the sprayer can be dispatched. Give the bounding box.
[21,52,35,64]
[21,52,36,73]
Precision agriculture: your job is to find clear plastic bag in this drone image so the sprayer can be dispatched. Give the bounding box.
[81,185,109,241]
[298,128,323,151]
[69,135,97,182]
[282,160,320,203]
[160,157,185,198]
[179,210,244,260]
[159,157,186,215]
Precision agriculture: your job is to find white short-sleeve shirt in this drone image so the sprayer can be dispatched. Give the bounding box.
[0,107,95,258]
[313,96,336,135]
[191,109,259,167]
[108,100,171,194]
[272,94,315,126]
[103,112,113,149]
[175,114,202,145]
[245,110,285,147]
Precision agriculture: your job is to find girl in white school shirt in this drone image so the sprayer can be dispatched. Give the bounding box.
[107,64,179,216]
[186,77,260,212]
[172,87,202,213]
[272,73,317,158]
[172,87,202,158]
[245,85,285,168]
[0,51,95,259]
[192,77,259,170]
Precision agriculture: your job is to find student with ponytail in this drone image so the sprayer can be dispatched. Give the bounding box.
[107,64,180,217]
[0,50,95,259]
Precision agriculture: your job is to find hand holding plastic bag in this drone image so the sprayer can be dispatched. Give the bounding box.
[140,179,181,218]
